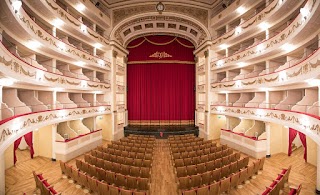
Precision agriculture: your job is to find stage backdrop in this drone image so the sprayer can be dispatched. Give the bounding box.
[127,35,195,125]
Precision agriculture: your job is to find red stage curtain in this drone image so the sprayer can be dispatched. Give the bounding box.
[288,128,298,156]
[298,132,307,161]
[13,137,22,165]
[127,35,195,122]
[13,132,34,164]
[24,132,34,159]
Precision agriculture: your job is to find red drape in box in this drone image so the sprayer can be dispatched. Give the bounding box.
[288,128,298,156]
[127,35,195,122]
[13,132,34,165]
[288,128,307,161]
[298,132,307,161]
[13,137,22,165]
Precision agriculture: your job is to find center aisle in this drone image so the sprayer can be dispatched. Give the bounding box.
[150,139,178,195]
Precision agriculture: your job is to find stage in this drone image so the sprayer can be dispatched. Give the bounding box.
[124,125,199,138]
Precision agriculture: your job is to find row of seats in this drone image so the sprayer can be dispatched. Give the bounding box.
[99,145,154,154]
[59,161,148,195]
[174,152,240,168]
[126,135,156,141]
[170,143,218,153]
[88,151,152,167]
[180,157,266,195]
[93,149,153,160]
[172,147,231,160]
[262,166,291,195]
[168,134,198,140]
[176,154,244,177]
[108,143,154,150]
[33,171,60,195]
[118,138,156,144]
[169,138,205,145]
[169,140,215,148]
[83,155,151,178]
[178,157,252,190]
[289,184,302,195]
[76,160,150,191]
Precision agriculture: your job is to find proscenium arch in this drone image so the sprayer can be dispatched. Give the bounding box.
[110,12,212,49]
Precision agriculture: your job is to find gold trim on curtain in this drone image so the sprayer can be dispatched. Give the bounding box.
[127,60,195,64]
[127,36,194,48]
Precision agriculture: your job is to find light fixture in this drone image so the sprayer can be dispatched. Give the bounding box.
[81,80,87,87]
[27,40,42,49]
[235,26,242,34]
[281,43,294,51]
[52,18,64,27]
[279,71,287,81]
[236,6,246,14]
[156,2,165,14]
[219,44,228,49]
[76,61,85,66]
[98,59,105,66]
[76,3,86,11]
[36,70,44,80]
[80,24,87,32]
[0,78,15,86]
[305,79,320,86]
[12,0,22,13]
[58,42,66,50]
[300,8,309,19]
[237,62,246,67]
[259,22,269,30]
[217,60,224,67]
[99,106,105,112]
[94,43,103,48]
[236,80,242,87]
[256,44,264,52]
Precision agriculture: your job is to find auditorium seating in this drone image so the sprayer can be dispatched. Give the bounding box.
[289,184,302,195]
[179,158,265,194]
[262,166,292,195]
[33,171,60,195]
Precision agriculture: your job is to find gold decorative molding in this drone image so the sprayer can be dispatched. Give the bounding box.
[113,4,208,26]
[149,51,172,59]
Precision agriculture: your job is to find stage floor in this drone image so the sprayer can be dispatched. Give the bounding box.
[124,125,199,138]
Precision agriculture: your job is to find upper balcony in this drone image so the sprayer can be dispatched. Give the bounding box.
[211,44,320,91]
[0,0,111,71]
[0,38,111,91]
[210,0,320,71]
[23,0,110,49]
[211,0,305,51]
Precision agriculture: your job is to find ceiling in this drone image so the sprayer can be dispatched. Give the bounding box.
[100,0,225,8]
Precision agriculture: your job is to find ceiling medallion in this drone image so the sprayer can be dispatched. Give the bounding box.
[156,2,165,14]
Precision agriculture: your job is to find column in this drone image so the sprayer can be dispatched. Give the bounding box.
[316,144,320,194]
[265,122,271,158]
[265,90,270,108]
[93,23,96,32]
[265,29,270,40]
[51,124,57,160]
[52,91,57,110]
[226,116,230,130]
[225,48,229,57]
[93,93,97,106]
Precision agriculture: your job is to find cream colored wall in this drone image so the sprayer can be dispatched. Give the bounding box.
[4,143,14,169]
[96,114,113,140]
[233,119,254,133]
[209,114,226,140]
[307,136,317,166]
[228,116,240,129]
[35,125,53,159]
[83,117,95,130]
[269,123,288,155]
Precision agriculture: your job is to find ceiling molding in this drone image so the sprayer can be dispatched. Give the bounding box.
[110,12,212,49]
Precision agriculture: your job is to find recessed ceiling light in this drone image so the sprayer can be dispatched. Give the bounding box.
[219,44,228,49]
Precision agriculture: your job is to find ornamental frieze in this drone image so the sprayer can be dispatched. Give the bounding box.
[210,106,320,135]
[16,12,111,68]
[212,0,279,45]
[113,4,208,26]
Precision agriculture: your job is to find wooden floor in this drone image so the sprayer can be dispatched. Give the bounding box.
[5,139,317,195]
